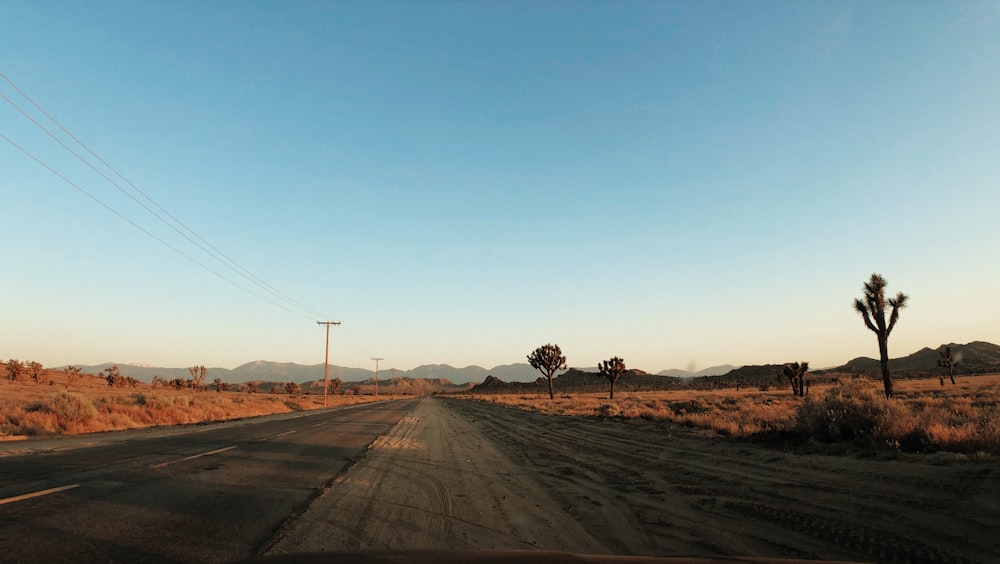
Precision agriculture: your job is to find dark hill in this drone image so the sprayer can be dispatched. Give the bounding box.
[822,341,1000,377]
[468,368,683,395]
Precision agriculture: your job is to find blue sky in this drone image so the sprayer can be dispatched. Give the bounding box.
[2,1,999,374]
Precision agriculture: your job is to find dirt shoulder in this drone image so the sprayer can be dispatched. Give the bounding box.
[265,396,605,554]
[265,396,998,562]
[446,397,999,563]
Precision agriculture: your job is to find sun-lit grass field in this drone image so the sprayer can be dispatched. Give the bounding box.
[468,374,1000,454]
[0,366,376,438]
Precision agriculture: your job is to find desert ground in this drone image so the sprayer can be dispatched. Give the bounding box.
[4,369,998,562]
[268,396,998,563]
[0,368,376,437]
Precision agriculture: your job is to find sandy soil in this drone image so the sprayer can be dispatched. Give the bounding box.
[265,396,605,555]
[267,397,998,563]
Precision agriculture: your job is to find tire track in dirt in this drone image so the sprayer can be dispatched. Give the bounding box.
[447,397,999,563]
[265,398,606,555]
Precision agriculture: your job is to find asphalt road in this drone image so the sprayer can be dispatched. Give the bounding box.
[0,399,417,563]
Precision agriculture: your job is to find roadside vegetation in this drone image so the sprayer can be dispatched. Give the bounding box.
[496,273,1000,455]
[469,374,1000,454]
[1,362,375,437]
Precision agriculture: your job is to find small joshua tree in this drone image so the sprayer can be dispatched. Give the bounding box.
[104,364,122,388]
[598,356,627,399]
[853,273,908,398]
[66,365,82,387]
[6,359,25,381]
[188,365,207,392]
[937,346,958,386]
[528,343,567,400]
[27,361,45,384]
[782,362,809,397]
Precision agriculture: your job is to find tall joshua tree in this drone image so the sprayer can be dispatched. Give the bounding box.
[853,273,908,398]
[598,356,627,400]
[528,343,566,400]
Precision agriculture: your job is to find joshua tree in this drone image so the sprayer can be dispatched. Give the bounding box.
[6,359,24,381]
[104,364,122,388]
[937,346,958,386]
[528,343,567,399]
[284,381,301,395]
[188,365,207,391]
[853,273,908,398]
[27,361,45,384]
[782,362,809,397]
[598,356,627,399]
[65,365,82,387]
[330,377,342,396]
[246,381,257,394]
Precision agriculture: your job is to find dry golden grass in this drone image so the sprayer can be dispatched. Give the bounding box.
[467,374,1000,453]
[0,367,378,437]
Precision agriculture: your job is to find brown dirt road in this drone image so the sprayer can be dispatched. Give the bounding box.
[267,397,998,563]
[265,396,605,555]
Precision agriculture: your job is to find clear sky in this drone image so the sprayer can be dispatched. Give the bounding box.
[2,1,999,374]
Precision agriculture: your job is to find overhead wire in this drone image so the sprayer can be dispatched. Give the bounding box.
[0,131,316,321]
[1,72,382,359]
[0,71,332,321]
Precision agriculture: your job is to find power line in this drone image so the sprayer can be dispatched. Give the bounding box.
[0,77,331,321]
[0,131,315,320]
[1,71,385,364]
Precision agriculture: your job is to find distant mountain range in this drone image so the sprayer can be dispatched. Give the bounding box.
[59,341,1000,389]
[61,361,544,385]
[657,365,739,378]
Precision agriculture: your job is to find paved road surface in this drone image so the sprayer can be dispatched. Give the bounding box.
[0,399,415,562]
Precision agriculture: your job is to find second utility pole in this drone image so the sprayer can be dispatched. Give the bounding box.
[317,321,341,407]
[371,357,383,399]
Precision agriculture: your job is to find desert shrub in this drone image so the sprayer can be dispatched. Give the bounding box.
[0,405,27,435]
[669,398,712,415]
[597,403,622,417]
[136,393,173,410]
[49,392,98,426]
[795,378,910,442]
[20,410,59,434]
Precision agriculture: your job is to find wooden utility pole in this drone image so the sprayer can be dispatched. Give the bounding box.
[371,357,383,399]
[391,368,397,399]
[317,321,341,407]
